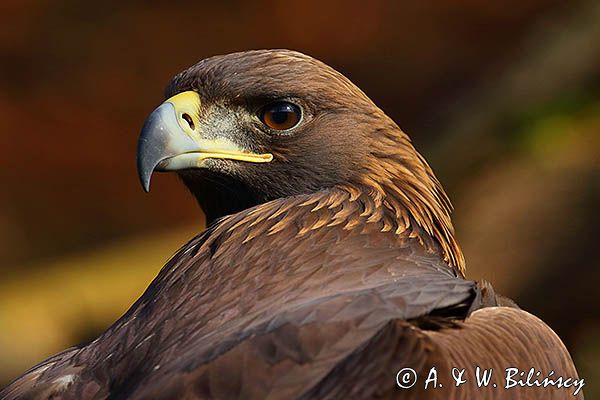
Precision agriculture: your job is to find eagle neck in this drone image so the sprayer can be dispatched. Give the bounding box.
[352,119,465,275]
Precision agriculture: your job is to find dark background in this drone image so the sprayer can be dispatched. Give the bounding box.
[1,0,598,395]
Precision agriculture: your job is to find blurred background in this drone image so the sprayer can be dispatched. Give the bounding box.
[1,0,598,396]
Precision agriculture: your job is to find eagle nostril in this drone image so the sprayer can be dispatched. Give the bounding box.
[181,113,195,130]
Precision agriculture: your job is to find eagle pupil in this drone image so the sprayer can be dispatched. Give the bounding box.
[272,109,290,124]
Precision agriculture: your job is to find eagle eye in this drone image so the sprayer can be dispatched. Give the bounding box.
[259,102,301,131]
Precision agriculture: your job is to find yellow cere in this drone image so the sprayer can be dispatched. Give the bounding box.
[165,91,202,140]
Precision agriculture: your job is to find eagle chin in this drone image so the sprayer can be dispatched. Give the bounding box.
[1,50,582,400]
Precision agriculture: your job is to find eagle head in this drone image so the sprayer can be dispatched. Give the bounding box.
[137,49,463,272]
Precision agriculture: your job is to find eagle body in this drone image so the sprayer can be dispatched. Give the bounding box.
[1,50,582,399]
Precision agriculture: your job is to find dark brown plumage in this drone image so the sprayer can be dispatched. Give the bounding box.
[1,50,583,399]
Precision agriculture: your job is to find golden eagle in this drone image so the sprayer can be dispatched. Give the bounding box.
[1,50,583,399]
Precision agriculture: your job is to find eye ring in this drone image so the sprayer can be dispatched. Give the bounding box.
[259,101,302,131]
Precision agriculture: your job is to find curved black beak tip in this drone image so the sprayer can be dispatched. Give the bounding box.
[137,135,155,193]
[136,92,205,194]
[136,103,177,193]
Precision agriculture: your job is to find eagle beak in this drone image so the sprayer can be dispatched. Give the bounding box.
[137,91,273,192]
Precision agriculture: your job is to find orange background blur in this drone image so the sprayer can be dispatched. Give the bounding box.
[1,0,598,395]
